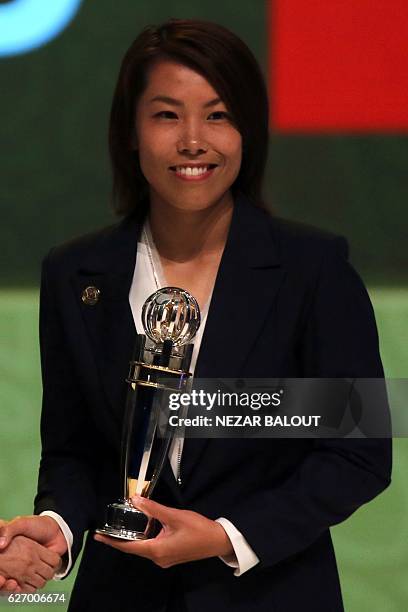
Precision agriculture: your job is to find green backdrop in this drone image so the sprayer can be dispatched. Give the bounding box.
[0,1,407,610]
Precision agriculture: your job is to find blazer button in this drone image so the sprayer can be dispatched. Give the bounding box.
[81,286,100,305]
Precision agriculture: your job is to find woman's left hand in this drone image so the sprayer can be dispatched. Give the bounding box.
[93,495,234,568]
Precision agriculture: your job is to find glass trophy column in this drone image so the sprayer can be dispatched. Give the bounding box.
[96,287,200,540]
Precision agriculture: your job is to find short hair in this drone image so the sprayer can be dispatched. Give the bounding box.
[109,18,269,216]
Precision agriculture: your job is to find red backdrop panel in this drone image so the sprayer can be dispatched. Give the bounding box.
[269,0,408,132]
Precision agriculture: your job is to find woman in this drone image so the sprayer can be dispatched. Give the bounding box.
[0,19,391,612]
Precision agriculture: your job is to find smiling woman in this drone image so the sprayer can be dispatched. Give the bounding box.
[134,60,242,210]
[109,19,268,215]
[0,18,391,612]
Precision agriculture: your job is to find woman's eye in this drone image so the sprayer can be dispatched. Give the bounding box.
[207,111,230,121]
[154,111,178,119]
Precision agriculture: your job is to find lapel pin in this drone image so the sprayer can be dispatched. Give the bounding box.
[81,286,100,306]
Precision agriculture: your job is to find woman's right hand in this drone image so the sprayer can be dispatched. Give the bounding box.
[0,516,67,592]
[0,534,61,592]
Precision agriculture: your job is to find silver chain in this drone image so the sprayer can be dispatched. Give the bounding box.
[143,226,160,289]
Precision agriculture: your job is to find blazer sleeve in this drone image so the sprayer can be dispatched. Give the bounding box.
[224,238,392,570]
[33,250,98,572]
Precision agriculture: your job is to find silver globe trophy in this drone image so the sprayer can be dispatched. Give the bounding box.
[96,287,200,540]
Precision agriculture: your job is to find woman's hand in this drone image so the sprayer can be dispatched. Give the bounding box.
[0,516,67,557]
[94,495,234,568]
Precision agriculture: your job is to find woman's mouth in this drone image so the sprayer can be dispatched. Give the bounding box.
[169,164,218,181]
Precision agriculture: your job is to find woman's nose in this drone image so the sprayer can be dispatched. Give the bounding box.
[176,123,208,155]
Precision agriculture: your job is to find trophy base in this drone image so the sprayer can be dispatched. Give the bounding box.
[96,500,153,541]
[95,526,147,541]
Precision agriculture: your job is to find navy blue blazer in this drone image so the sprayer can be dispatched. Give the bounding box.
[34,194,392,612]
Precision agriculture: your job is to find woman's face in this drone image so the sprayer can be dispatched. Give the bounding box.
[134,59,242,212]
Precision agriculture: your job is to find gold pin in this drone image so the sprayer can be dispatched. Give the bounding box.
[81,286,100,306]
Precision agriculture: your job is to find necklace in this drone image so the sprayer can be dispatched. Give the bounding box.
[143,225,161,290]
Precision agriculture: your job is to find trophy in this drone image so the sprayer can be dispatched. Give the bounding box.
[96,287,200,540]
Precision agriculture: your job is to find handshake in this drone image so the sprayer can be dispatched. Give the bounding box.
[0,515,68,593]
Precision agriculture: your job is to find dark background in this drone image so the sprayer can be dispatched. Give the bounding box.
[1,0,407,286]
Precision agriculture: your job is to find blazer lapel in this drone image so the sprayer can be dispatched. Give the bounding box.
[71,214,141,430]
[181,194,286,483]
[71,213,184,501]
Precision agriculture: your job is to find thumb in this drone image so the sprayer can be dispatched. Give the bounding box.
[0,519,8,545]
[0,516,47,548]
[0,518,21,548]
[131,496,176,524]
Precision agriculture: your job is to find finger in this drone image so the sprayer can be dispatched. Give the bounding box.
[93,533,155,559]
[39,546,61,569]
[131,496,176,524]
[20,583,36,594]
[32,574,46,590]
[23,572,45,590]
[0,575,6,588]
[36,560,57,582]
[1,579,18,592]
[4,578,19,591]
